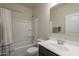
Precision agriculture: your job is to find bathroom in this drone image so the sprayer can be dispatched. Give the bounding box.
[0,3,79,56]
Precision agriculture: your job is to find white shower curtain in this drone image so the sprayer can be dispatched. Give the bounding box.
[0,8,13,56]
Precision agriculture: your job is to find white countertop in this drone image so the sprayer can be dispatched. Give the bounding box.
[38,39,79,56]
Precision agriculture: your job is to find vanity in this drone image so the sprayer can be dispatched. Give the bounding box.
[39,44,59,56]
[38,38,79,56]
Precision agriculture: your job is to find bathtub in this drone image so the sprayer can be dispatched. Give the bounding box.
[12,43,38,56]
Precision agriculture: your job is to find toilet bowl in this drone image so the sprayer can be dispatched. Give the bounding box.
[26,39,44,56]
[27,47,38,56]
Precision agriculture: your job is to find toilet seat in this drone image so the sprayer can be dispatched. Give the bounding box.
[27,47,38,55]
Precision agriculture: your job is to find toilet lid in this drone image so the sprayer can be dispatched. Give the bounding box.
[27,47,38,53]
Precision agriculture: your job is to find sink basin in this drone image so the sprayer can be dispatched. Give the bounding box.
[49,42,69,51]
[43,40,69,52]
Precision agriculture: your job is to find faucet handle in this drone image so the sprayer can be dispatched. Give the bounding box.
[57,40,64,45]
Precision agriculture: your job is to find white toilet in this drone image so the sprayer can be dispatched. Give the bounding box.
[26,39,44,56]
[27,47,38,56]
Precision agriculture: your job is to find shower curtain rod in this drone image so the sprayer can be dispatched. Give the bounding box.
[0,7,22,13]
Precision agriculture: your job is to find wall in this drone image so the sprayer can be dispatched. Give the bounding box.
[51,3,79,33]
[32,3,50,40]
[50,34,79,47]
[0,3,32,19]
[50,33,79,42]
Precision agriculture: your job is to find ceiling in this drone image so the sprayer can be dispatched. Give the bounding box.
[19,3,37,9]
[19,3,59,9]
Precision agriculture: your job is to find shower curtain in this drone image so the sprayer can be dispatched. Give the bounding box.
[0,8,13,56]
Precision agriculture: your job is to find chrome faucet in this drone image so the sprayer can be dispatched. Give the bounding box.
[57,40,64,45]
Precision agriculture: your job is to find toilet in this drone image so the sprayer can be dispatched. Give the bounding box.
[26,39,44,56]
[27,47,38,56]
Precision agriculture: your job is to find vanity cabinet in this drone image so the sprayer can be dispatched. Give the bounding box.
[39,45,59,56]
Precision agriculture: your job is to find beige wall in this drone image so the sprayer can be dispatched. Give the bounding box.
[0,3,32,20]
[32,3,50,40]
[51,3,79,33]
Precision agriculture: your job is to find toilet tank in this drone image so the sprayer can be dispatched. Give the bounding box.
[37,39,45,42]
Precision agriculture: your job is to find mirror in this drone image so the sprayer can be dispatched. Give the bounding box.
[65,13,79,33]
[50,3,79,34]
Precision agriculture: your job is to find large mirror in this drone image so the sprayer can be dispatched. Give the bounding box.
[50,3,79,34]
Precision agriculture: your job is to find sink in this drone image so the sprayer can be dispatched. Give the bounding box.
[45,40,69,52]
[49,42,69,51]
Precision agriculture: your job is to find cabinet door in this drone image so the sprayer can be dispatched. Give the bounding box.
[39,45,59,56]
